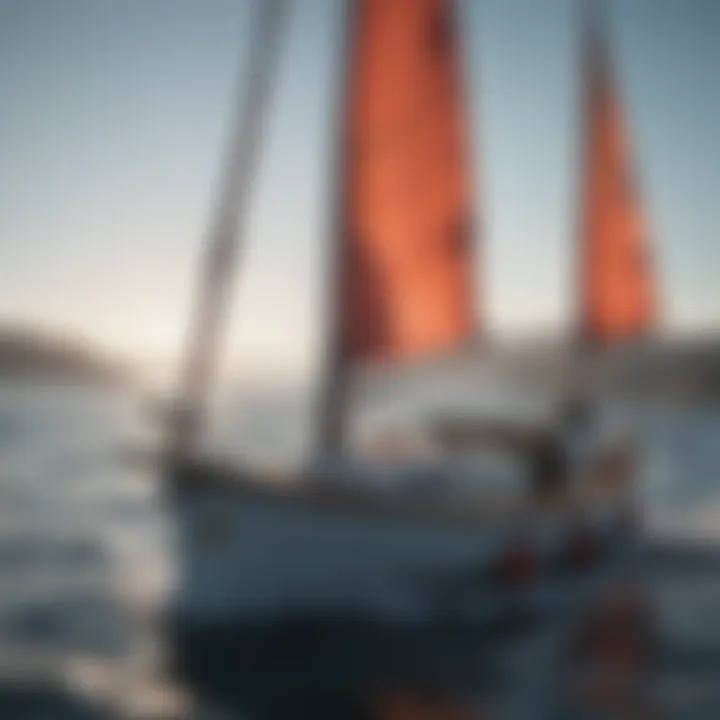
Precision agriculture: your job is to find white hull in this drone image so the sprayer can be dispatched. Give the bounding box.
[170,460,637,623]
[167,459,640,710]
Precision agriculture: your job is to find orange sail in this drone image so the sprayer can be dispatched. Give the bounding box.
[578,21,656,345]
[341,0,476,363]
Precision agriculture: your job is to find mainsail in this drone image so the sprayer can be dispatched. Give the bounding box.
[341,0,477,363]
[577,8,656,345]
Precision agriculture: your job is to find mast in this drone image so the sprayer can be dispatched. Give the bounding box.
[575,0,603,351]
[318,0,358,455]
[573,0,597,354]
[170,0,288,457]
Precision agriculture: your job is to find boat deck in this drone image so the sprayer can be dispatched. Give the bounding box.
[171,447,635,529]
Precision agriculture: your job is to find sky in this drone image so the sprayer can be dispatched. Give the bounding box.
[0,0,718,381]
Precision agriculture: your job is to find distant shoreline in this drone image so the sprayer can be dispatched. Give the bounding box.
[0,325,131,387]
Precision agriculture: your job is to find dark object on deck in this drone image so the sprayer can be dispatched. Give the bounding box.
[530,438,568,498]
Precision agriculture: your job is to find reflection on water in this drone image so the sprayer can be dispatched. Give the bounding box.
[0,382,176,718]
[641,407,720,537]
[1,381,720,717]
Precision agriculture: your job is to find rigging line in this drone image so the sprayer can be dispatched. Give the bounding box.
[170,0,290,457]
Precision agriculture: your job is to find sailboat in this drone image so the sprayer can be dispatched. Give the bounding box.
[165,0,657,713]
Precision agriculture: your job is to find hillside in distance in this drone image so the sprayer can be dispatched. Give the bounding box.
[0,325,130,385]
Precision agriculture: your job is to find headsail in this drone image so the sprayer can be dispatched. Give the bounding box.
[577,7,656,346]
[341,0,477,363]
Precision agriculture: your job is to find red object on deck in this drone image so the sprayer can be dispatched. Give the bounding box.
[493,542,537,587]
[563,527,603,570]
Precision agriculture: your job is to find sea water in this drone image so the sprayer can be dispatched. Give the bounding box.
[0,381,719,718]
